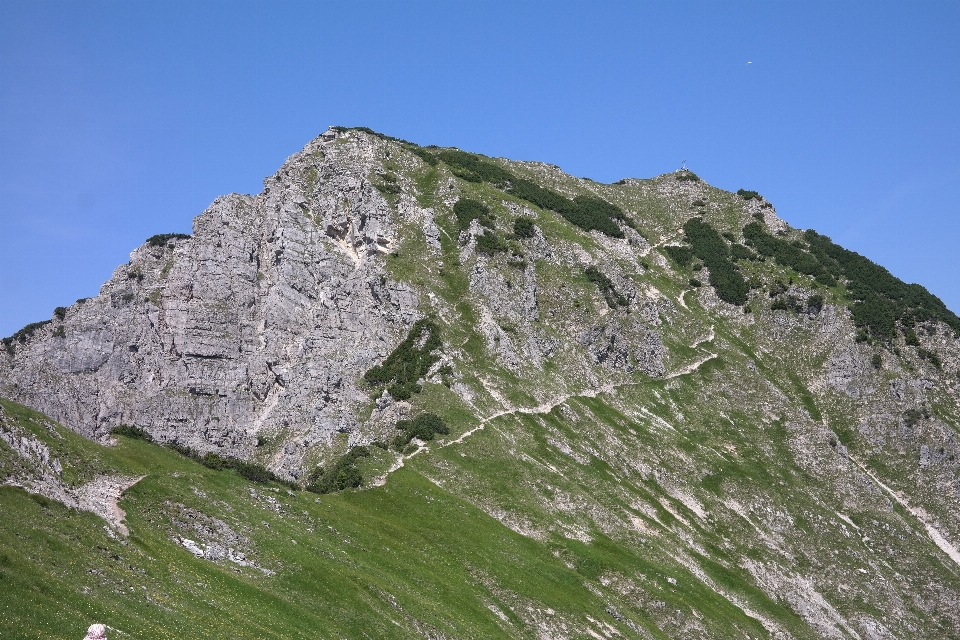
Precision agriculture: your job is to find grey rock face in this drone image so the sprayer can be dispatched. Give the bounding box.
[1,128,669,480]
[0,129,420,478]
[579,320,665,377]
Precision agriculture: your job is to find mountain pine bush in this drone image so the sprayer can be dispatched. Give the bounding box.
[364,319,442,400]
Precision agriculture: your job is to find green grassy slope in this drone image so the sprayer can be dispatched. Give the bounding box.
[0,398,776,639]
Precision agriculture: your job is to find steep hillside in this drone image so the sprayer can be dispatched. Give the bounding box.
[2,127,960,638]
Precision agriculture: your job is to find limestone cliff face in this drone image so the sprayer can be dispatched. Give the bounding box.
[0,129,668,478]
[0,131,423,478]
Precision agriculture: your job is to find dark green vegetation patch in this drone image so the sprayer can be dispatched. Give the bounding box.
[2,320,52,353]
[417,149,632,238]
[306,446,370,493]
[663,245,695,267]
[146,233,191,247]
[744,221,960,341]
[162,441,293,488]
[585,266,628,308]
[393,412,450,449]
[364,319,442,400]
[109,424,154,442]
[676,170,701,182]
[743,222,836,286]
[453,198,495,230]
[475,231,509,255]
[682,218,749,305]
[513,217,535,239]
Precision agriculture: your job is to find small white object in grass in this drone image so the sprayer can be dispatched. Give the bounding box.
[84,623,107,639]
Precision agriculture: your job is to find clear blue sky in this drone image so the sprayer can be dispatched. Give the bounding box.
[2,1,958,336]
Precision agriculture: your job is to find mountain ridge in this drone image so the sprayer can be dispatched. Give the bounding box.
[2,126,959,638]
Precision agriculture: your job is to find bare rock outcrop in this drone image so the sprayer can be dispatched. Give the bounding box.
[0,129,420,479]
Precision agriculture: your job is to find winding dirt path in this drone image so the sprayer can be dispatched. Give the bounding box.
[77,475,146,536]
[690,325,715,348]
[373,323,719,483]
[665,353,717,379]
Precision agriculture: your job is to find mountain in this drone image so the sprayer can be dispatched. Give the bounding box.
[2,127,959,639]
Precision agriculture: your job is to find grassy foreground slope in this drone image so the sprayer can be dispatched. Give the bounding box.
[2,397,782,639]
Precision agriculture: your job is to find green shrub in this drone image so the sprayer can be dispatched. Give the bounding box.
[871,353,882,369]
[3,320,52,349]
[513,217,535,239]
[306,446,371,494]
[508,180,628,237]
[373,181,402,197]
[146,233,191,247]
[585,266,628,308]
[903,408,923,428]
[410,147,439,166]
[435,150,514,185]
[435,150,630,237]
[364,319,442,401]
[683,218,749,305]
[663,245,694,267]
[903,328,920,346]
[52,326,65,338]
[736,189,762,201]
[453,198,495,230]
[164,441,194,457]
[692,200,706,207]
[676,171,701,182]
[564,195,630,237]
[730,244,757,261]
[771,295,804,313]
[110,424,154,442]
[803,228,960,339]
[29,493,51,508]
[330,126,415,146]
[689,278,702,288]
[476,231,508,255]
[393,413,449,449]
[683,218,728,263]
[163,441,295,488]
[917,348,942,369]
[743,222,825,279]
[53,307,67,321]
[806,294,824,314]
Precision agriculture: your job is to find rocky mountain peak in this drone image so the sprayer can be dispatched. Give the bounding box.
[3,127,960,637]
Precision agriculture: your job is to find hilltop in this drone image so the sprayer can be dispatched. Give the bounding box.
[2,127,959,638]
